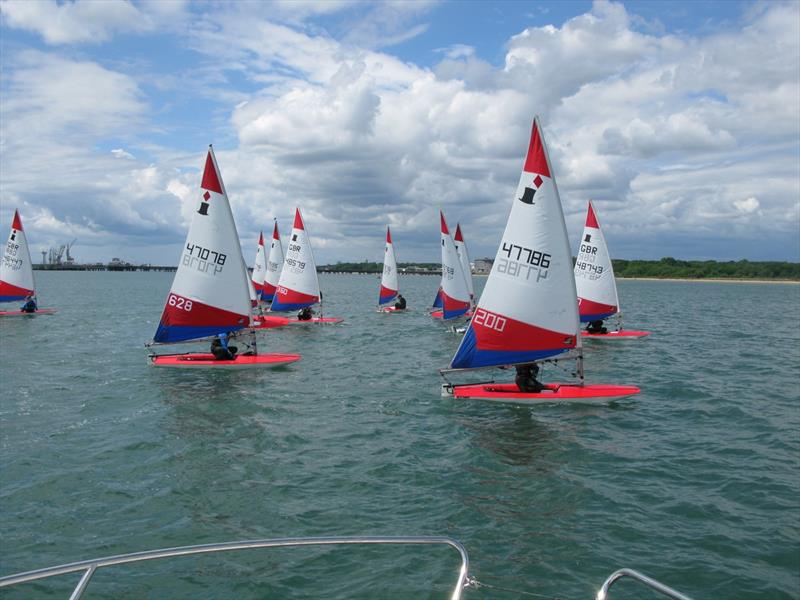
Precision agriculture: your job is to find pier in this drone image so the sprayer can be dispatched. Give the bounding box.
[33,263,176,272]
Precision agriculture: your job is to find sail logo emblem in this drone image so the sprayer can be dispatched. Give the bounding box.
[584,234,591,243]
[518,174,543,205]
[198,191,211,216]
[10,230,16,242]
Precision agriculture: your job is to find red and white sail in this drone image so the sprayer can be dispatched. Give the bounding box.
[454,223,475,304]
[251,232,267,300]
[154,146,252,343]
[0,210,35,302]
[379,227,399,306]
[263,220,284,302]
[270,208,320,311]
[451,117,580,368]
[575,201,619,322]
[440,211,471,320]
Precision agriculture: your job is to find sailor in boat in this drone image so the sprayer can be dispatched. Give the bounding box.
[394,294,407,310]
[586,320,608,334]
[20,294,37,313]
[210,332,238,360]
[515,363,545,393]
[297,306,314,321]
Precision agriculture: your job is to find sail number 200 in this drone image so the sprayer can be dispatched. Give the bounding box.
[168,294,193,312]
[473,308,507,332]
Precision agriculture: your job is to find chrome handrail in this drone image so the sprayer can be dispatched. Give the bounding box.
[0,536,470,600]
[596,568,694,600]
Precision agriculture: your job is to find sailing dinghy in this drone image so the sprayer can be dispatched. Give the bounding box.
[431,211,472,320]
[575,201,650,339]
[0,210,56,317]
[147,146,300,369]
[253,208,343,328]
[454,223,475,307]
[440,118,640,404]
[430,285,444,313]
[262,220,284,303]
[378,227,405,312]
[251,232,268,302]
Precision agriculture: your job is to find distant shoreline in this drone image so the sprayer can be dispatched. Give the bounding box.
[32,266,799,283]
[617,277,799,284]
[470,273,797,283]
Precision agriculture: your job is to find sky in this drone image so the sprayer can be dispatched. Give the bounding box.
[0,0,798,265]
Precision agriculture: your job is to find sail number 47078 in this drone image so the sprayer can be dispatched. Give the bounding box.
[168,294,193,312]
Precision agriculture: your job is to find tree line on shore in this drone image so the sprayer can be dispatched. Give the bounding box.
[319,257,800,280]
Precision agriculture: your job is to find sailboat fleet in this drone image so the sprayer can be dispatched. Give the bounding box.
[3,116,647,397]
[0,120,671,595]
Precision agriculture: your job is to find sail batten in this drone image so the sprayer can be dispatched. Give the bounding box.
[450,117,580,370]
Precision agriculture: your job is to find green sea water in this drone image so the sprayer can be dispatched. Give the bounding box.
[1,272,798,598]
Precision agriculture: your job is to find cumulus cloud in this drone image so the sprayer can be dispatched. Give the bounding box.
[0,0,171,44]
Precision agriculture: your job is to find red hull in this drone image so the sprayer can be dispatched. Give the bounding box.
[378,306,407,313]
[0,308,57,317]
[582,330,650,339]
[149,352,301,369]
[252,315,344,329]
[449,382,640,404]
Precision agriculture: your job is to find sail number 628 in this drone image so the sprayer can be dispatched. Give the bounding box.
[168,294,193,312]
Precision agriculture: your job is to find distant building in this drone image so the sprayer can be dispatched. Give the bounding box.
[473,258,493,274]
